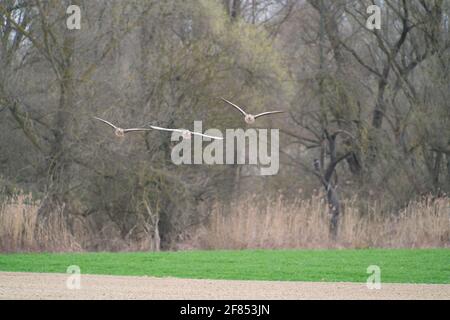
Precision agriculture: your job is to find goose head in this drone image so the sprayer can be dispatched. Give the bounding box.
[182,130,192,140]
[114,128,125,137]
[244,114,256,124]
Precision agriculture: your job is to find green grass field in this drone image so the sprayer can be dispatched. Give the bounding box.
[0,249,448,284]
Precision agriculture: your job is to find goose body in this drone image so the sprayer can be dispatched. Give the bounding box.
[220,97,284,124]
[150,125,223,140]
[94,117,153,137]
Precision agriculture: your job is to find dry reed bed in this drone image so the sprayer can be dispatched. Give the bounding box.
[0,195,81,252]
[1,194,449,251]
[196,194,450,249]
[0,195,155,252]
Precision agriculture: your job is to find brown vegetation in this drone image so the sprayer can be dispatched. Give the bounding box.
[0,194,155,252]
[1,193,448,252]
[0,195,79,252]
[193,193,449,249]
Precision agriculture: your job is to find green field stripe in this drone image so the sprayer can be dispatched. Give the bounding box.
[0,249,448,284]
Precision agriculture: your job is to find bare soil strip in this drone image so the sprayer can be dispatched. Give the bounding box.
[0,272,448,300]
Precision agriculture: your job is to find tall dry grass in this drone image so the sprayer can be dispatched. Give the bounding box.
[0,194,160,252]
[0,194,81,252]
[1,193,448,251]
[193,193,450,249]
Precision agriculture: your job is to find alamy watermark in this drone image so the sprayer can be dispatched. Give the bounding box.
[66,265,81,290]
[66,5,81,30]
[366,265,381,290]
[66,3,381,31]
[170,121,279,176]
[366,5,381,30]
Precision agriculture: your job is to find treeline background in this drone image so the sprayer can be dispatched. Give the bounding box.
[0,0,448,251]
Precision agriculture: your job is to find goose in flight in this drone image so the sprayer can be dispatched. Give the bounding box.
[220,97,284,124]
[94,117,153,137]
[150,125,223,140]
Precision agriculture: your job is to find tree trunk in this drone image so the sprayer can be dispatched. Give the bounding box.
[38,27,75,223]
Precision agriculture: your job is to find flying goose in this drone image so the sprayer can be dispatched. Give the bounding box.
[150,125,223,140]
[94,117,153,137]
[220,97,284,124]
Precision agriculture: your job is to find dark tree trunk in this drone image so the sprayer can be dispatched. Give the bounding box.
[314,131,350,240]
[38,27,75,224]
